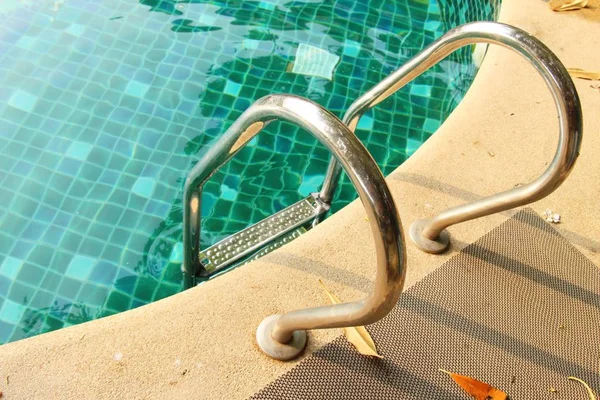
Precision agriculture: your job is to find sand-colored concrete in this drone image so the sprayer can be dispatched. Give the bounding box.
[1,1,599,398]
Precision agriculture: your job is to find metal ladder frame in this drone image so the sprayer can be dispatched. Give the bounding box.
[182,22,582,361]
[183,94,406,360]
[320,21,582,253]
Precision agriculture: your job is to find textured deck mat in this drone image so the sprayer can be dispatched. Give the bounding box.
[251,208,600,399]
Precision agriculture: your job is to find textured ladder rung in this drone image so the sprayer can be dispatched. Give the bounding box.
[198,194,327,276]
[207,227,307,280]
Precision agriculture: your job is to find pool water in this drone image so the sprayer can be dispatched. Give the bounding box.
[0,0,499,344]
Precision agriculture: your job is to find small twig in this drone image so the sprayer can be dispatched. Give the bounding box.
[568,376,597,400]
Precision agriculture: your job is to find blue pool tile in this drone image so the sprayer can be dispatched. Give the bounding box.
[428,1,441,15]
[0,257,23,280]
[125,80,150,98]
[8,90,38,113]
[65,24,86,37]
[242,39,260,50]
[0,299,25,325]
[357,114,374,130]
[65,255,96,281]
[258,1,275,11]
[89,261,118,286]
[99,170,119,185]
[198,13,217,26]
[115,138,135,157]
[53,212,73,228]
[58,158,83,177]
[223,80,242,97]
[22,221,47,242]
[424,20,441,33]
[406,138,422,156]
[33,205,57,223]
[132,177,156,198]
[144,200,170,218]
[201,192,217,215]
[170,242,183,263]
[66,142,93,161]
[9,240,34,260]
[298,174,324,197]
[16,35,36,50]
[0,320,12,343]
[13,160,34,177]
[139,129,161,148]
[220,184,238,201]
[410,84,432,97]
[423,117,440,134]
[41,226,66,247]
[292,44,340,81]
[343,40,361,57]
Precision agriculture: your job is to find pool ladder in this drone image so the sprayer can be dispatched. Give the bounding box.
[182,22,581,360]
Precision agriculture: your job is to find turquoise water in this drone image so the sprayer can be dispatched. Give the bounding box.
[0,0,499,344]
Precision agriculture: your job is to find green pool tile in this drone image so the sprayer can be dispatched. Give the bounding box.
[43,315,65,331]
[133,276,159,302]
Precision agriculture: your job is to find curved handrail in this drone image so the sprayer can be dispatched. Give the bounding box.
[183,94,406,360]
[318,21,582,254]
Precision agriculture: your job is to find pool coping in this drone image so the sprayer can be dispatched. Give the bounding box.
[1,0,599,398]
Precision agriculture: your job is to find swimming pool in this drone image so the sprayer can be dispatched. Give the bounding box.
[0,0,499,344]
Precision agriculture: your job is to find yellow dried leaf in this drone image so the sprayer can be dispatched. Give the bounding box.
[550,0,588,11]
[318,280,383,358]
[567,68,600,81]
[440,369,508,400]
[568,376,597,400]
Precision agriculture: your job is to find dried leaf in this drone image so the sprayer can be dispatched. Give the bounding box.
[568,376,597,400]
[440,369,508,400]
[567,68,600,81]
[550,0,589,11]
[318,280,383,358]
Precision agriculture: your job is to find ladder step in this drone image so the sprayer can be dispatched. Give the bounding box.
[198,194,328,276]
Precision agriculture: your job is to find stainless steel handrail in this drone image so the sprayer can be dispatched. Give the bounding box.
[183,94,405,360]
[318,21,582,254]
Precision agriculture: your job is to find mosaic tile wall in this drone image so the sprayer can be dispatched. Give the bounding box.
[0,0,500,344]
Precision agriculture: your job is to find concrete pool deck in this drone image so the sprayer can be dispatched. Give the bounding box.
[1,0,599,398]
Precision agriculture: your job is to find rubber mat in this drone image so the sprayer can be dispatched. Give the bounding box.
[251,208,600,399]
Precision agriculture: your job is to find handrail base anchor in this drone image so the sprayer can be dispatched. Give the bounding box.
[256,315,307,360]
[409,219,450,254]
